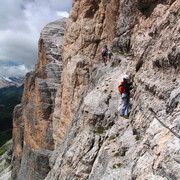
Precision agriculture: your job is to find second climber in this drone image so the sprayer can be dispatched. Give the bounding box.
[101,45,109,66]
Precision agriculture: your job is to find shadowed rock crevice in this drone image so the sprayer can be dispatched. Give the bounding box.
[84,0,100,18]
[137,0,166,17]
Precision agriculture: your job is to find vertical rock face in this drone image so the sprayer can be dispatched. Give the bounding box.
[11,0,180,180]
[54,0,120,144]
[12,18,66,180]
[11,105,23,180]
[46,0,180,180]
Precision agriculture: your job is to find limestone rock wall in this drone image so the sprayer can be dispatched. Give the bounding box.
[54,0,120,144]
[11,19,66,180]
[11,0,180,179]
[46,0,180,180]
[11,105,23,180]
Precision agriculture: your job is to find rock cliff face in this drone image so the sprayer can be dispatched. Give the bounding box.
[46,0,180,179]
[12,18,66,180]
[12,0,180,180]
[53,0,120,144]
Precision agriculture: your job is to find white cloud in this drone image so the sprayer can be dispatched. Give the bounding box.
[0,64,32,77]
[57,11,69,18]
[0,29,38,67]
[0,0,72,77]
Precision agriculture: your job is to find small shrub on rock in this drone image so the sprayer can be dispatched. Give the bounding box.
[93,126,105,134]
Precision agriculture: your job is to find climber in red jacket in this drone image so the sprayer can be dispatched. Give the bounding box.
[118,74,133,118]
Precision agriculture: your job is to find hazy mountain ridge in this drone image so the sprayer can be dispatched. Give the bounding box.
[0,76,24,88]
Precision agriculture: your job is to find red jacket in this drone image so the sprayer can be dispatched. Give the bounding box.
[118,81,132,95]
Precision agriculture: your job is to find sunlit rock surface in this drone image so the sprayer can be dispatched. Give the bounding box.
[11,18,66,180]
[12,0,180,180]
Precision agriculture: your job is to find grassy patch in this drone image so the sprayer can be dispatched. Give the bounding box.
[108,136,116,141]
[111,49,124,55]
[135,135,141,141]
[104,100,109,105]
[114,152,120,157]
[112,163,122,169]
[0,143,10,156]
[93,126,105,134]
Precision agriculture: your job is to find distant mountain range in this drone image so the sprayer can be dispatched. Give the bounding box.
[0,76,24,88]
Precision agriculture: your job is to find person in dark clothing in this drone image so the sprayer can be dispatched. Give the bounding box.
[101,45,108,66]
[118,74,133,118]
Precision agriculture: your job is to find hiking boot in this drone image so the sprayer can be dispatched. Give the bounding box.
[124,115,129,119]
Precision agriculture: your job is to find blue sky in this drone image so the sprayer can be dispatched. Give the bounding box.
[0,0,72,77]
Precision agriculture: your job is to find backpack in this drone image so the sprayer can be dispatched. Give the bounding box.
[118,84,124,94]
[102,48,108,55]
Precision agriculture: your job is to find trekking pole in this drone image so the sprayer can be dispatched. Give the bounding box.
[149,108,180,139]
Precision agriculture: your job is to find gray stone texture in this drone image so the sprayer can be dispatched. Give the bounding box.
[12,0,180,180]
[11,18,66,180]
[46,0,180,180]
